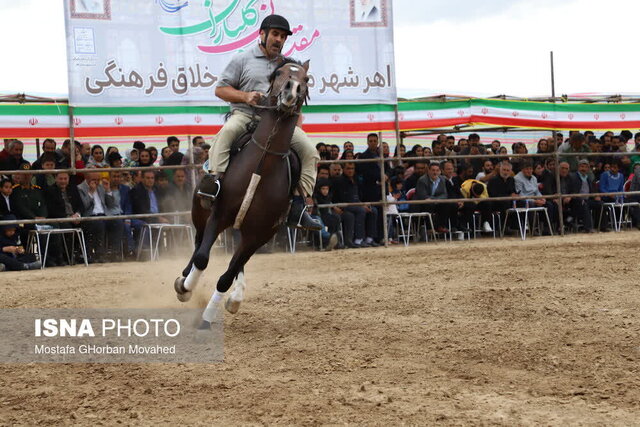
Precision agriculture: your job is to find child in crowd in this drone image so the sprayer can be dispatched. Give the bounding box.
[0,215,41,271]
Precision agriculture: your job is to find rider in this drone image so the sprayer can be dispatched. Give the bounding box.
[198,14,321,230]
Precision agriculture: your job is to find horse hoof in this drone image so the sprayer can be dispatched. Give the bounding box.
[174,276,192,302]
[225,297,241,314]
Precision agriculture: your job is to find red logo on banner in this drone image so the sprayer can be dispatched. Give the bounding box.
[331,114,340,122]
[28,118,38,126]
[512,111,519,117]
[481,108,489,115]
[367,113,375,121]
[73,117,82,126]
[457,110,465,117]
[114,117,124,125]
[541,113,548,119]
[593,114,600,120]
[156,116,164,125]
[427,112,434,119]
[620,113,626,120]
[568,113,574,120]
[194,115,202,124]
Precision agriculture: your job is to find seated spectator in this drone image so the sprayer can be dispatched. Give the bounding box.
[77,172,122,263]
[475,159,497,183]
[160,146,173,165]
[331,162,378,248]
[108,151,123,168]
[148,146,159,164]
[343,141,354,152]
[514,160,557,232]
[130,170,170,224]
[311,179,341,250]
[340,149,355,160]
[441,160,462,230]
[329,163,342,179]
[317,165,330,180]
[0,176,13,216]
[169,168,193,219]
[80,143,92,163]
[539,158,557,195]
[32,153,57,188]
[0,215,41,271]
[138,148,154,167]
[599,160,625,202]
[155,171,173,213]
[44,171,83,266]
[460,179,492,232]
[567,159,603,232]
[413,162,449,233]
[559,132,591,171]
[487,161,517,222]
[329,144,340,160]
[201,143,211,159]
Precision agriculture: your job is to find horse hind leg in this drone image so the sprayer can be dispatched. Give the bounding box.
[225,268,245,314]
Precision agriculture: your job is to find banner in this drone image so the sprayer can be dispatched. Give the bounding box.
[63,0,396,106]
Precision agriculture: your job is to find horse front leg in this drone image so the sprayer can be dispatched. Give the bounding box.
[175,214,220,302]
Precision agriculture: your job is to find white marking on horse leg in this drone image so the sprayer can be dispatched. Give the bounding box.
[226,272,246,314]
[184,265,203,291]
[202,290,225,323]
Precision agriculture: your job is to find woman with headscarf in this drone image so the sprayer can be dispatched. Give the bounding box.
[86,145,108,168]
[123,148,139,168]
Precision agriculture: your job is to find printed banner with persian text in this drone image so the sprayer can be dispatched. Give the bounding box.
[63,0,396,106]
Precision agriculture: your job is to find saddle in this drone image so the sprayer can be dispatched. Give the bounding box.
[228,118,300,196]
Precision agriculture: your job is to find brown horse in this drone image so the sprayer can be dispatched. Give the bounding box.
[174,59,310,326]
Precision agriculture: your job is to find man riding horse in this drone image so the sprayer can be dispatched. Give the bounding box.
[198,14,321,231]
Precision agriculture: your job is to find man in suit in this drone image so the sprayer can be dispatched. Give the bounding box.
[77,171,122,262]
[0,176,13,216]
[129,170,170,224]
[414,162,449,233]
[44,171,83,266]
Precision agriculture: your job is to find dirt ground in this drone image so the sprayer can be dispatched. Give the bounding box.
[1,232,640,425]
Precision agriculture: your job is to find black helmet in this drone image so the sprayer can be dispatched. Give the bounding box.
[260,14,292,36]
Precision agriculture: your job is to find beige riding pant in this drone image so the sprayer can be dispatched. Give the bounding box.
[209,111,319,197]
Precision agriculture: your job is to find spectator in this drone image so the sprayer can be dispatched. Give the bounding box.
[201,143,211,159]
[77,172,122,263]
[44,171,83,266]
[106,146,119,159]
[599,160,625,202]
[32,153,57,188]
[441,160,463,230]
[170,168,193,215]
[475,159,497,183]
[357,133,382,203]
[32,138,57,170]
[340,149,355,160]
[460,179,492,232]
[0,139,14,163]
[0,176,14,216]
[160,146,173,165]
[312,178,341,250]
[343,141,354,152]
[567,159,602,232]
[413,162,449,233]
[192,136,205,147]
[130,170,170,224]
[0,215,41,271]
[487,161,517,223]
[537,138,550,154]
[138,149,154,167]
[317,165,330,180]
[559,132,591,171]
[514,160,545,206]
[540,158,557,196]
[133,141,146,151]
[0,140,28,172]
[108,151,123,168]
[80,143,92,163]
[403,161,426,191]
[490,139,501,154]
[329,163,342,179]
[11,164,47,244]
[331,162,378,248]
[155,171,173,213]
[329,144,340,160]
[167,136,180,153]
[148,146,159,164]
[124,148,140,167]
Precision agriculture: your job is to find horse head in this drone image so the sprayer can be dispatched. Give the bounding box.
[267,58,310,116]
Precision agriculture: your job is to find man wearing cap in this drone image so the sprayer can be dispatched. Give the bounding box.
[198,14,321,231]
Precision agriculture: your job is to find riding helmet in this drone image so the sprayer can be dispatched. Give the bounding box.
[260,14,292,36]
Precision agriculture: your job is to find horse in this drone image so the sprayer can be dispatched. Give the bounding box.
[174,58,310,326]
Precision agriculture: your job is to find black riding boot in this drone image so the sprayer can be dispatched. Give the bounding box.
[287,196,322,230]
[197,173,221,209]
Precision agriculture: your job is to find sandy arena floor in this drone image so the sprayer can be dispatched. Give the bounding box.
[1,232,639,425]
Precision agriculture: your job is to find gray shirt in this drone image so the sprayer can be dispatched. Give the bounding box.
[217,43,281,115]
[514,172,541,197]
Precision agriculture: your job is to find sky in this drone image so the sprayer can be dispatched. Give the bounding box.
[1,0,639,98]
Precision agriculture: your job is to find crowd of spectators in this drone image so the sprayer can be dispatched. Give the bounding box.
[2,128,640,270]
[0,136,208,270]
[312,130,640,248]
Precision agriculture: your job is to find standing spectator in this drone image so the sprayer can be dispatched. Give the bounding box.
[124,148,139,168]
[108,151,123,168]
[32,153,57,188]
[403,161,426,192]
[329,144,340,160]
[357,133,382,203]
[80,143,92,163]
[11,164,47,244]
[160,146,173,165]
[343,141,354,152]
[32,139,57,170]
[167,136,180,153]
[0,176,14,216]
[192,136,205,147]
[138,149,154,167]
[148,146,159,164]
[559,132,591,171]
